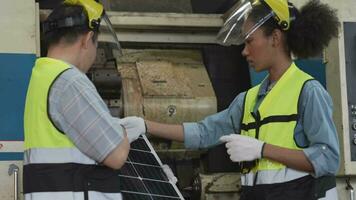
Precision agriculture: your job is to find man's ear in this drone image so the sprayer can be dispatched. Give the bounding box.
[81,31,94,49]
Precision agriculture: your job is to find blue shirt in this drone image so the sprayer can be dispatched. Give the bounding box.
[183,78,340,178]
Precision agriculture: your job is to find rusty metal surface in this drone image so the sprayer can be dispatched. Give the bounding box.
[119,49,217,124]
[120,63,145,117]
[119,49,204,64]
[136,61,193,97]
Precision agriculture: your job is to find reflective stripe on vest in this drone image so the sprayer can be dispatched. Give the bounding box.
[23,148,96,165]
[241,62,313,173]
[241,167,308,186]
[25,191,123,200]
[23,58,121,199]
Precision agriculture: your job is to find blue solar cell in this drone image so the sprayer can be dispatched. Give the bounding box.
[120,176,148,193]
[128,150,160,166]
[143,179,179,197]
[130,137,150,151]
[135,164,168,181]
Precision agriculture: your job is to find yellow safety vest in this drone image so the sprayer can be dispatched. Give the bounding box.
[23,57,121,200]
[24,57,73,149]
[241,62,313,171]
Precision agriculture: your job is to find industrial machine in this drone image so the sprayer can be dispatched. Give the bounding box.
[87,9,245,199]
[2,0,356,199]
[324,20,356,199]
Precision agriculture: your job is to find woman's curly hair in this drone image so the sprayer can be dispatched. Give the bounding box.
[288,0,339,58]
[248,0,339,58]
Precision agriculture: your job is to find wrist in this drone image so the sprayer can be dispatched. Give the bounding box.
[120,124,127,137]
[260,142,267,158]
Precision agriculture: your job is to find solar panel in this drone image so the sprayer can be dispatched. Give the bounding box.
[119,135,184,200]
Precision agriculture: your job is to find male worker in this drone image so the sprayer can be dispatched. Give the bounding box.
[23,1,132,199]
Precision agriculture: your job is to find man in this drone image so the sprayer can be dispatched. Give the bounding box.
[23,1,132,199]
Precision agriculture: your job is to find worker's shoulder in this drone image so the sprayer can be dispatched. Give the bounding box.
[303,79,327,93]
[301,79,331,102]
[53,67,91,89]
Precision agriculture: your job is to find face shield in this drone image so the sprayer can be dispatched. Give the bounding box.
[100,13,123,56]
[216,0,274,46]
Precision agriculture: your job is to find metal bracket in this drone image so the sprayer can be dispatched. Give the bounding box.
[8,164,19,200]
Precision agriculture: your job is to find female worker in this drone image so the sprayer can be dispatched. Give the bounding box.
[120,0,340,199]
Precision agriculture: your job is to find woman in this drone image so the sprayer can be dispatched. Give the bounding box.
[120,0,340,199]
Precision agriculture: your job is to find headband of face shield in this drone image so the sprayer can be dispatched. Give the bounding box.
[216,0,295,46]
[43,0,122,55]
[42,11,98,34]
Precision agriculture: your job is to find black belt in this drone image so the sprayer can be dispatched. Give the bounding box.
[23,163,121,198]
[240,175,336,200]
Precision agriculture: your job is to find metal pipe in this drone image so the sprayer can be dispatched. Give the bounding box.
[346,177,354,200]
[351,189,355,200]
[8,164,19,200]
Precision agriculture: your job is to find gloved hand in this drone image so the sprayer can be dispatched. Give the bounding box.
[118,116,146,143]
[162,164,178,184]
[219,134,265,162]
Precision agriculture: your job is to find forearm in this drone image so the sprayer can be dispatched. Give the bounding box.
[145,120,184,142]
[263,143,314,173]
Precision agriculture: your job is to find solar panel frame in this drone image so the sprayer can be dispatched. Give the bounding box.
[119,135,184,200]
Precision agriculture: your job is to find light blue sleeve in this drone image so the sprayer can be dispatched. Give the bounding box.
[300,81,340,177]
[183,92,246,149]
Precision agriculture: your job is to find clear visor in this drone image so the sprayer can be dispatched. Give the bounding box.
[216,1,274,46]
[100,13,123,56]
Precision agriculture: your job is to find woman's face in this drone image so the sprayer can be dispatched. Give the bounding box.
[241,19,275,72]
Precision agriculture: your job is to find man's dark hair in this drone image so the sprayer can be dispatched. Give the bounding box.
[41,4,99,52]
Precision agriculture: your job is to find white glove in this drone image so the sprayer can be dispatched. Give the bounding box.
[118,116,146,143]
[162,164,178,184]
[219,134,265,162]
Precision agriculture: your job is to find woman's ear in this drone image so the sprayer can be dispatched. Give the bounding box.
[271,29,283,47]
